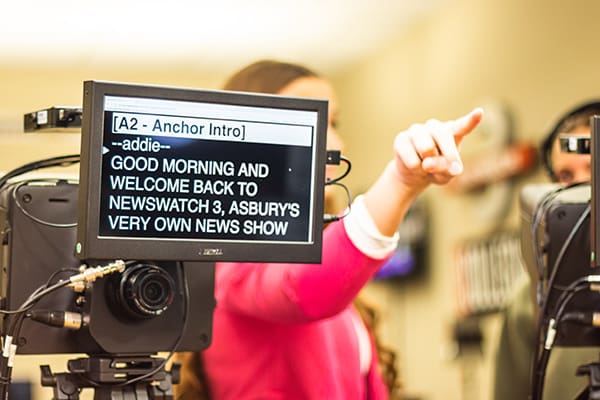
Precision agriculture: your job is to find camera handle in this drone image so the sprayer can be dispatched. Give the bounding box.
[574,357,600,400]
[40,355,180,400]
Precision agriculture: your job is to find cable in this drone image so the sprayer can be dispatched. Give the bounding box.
[531,182,589,306]
[539,204,589,317]
[532,184,577,281]
[323,154,352,223]
[0,268,78,397]
[529,185,587,318]
[0,277,72,399]
[326,155,351,185]
[0,261,125,399]
[0,154,80,190]
[531,276,600,400]
[530,185,593,397]
[323,181,352,223]
[531,283,589,400]
[528,185,592,400]
[531,183,582,276]
[8,179,78,228]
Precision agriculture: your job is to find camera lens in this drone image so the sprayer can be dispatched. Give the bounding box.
[113,263,176,319]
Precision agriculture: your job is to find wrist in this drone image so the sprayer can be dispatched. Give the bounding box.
[362,160,424,236]
[385,160,426,200]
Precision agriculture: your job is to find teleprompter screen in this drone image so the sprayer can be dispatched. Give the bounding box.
[77,81,328,263]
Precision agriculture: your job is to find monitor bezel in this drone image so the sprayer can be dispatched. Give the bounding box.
[77,80,328,263]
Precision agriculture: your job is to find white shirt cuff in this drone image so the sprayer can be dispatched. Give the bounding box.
[342,195,399,260]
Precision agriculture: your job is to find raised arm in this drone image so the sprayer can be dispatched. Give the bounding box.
[215,108,484,322]
[364,108,483,236]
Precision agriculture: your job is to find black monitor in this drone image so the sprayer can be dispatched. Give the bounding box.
[77,81,328,263]
[592,115,600,268]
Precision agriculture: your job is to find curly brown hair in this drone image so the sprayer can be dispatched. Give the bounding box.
[353,297,402,397]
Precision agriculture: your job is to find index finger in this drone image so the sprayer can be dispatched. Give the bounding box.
[452,107,484,139]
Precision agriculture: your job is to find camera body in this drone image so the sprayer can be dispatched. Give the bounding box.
[520,183,600,347]
[0,179,215,355]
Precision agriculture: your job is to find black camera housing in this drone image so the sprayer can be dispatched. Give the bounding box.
[521,184,600,347]
[0,180,215,355]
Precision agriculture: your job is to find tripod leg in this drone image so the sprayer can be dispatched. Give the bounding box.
[93,385,139,400]
[575,387,589,400]
[147,372,175,400]
[575,362,600,400]
[92,380,171,400]
[40,366,80,400]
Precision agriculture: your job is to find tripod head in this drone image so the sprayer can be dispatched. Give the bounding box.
[40,355,179,400]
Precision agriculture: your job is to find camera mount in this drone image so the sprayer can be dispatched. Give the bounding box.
[40,355,179,400]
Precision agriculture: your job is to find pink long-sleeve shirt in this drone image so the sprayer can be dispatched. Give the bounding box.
[201,220,390,399]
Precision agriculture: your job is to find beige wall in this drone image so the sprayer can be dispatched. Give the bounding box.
[2,0,600,398]
[0,65,229,174]
[333,0,600,399]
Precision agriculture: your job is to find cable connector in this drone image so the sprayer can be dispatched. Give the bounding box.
[323,214,341,223]
[29,310,88,330]
[326,150,341,165]
[68,260,126,291]
[1,335,17,367]
[544,318,557,350]
[2,336,12,359]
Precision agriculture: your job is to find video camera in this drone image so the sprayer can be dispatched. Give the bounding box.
[520,116,600,399]
[0,81,330,399]
[0,180,215,355]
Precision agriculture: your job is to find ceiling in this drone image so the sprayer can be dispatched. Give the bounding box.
[0,0,445,73]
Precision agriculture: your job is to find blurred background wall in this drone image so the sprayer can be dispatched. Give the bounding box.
[1,0,600,398]
[332,0,600,398]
